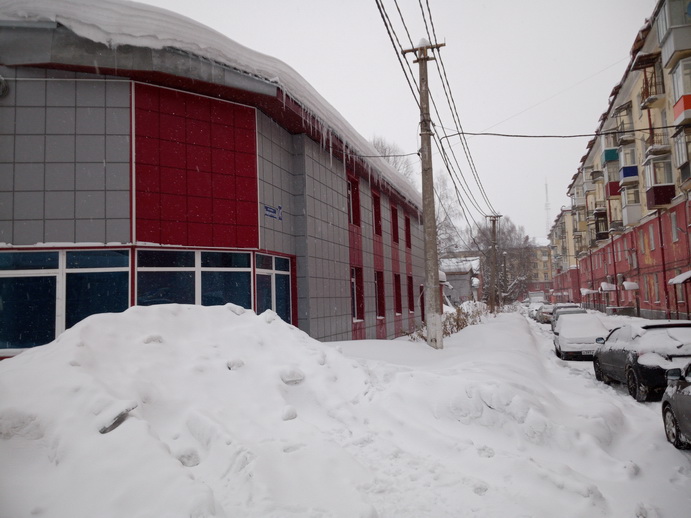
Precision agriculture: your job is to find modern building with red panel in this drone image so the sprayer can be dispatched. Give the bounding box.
[0,0,425,356]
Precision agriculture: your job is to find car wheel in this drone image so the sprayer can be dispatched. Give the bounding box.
[663,407,689,449]
[555,345,562,359]
[627,369,648,402]
[593,359,609,384]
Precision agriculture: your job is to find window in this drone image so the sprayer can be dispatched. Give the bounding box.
[255,254,291,323]
[671,212,679,242]
[639,229,646,254]
[66,249,130,328]
[393,273,402,314]
[373,193,382,236]
[623,187,640,206]
[137,251,195,305]
[375,270,385,318]
[137,250,255,313]
[0,250,130,349]
[649,225,656,250]
[347,177,361,226]
[673,128,691,168]
[619,145,636,166]
[350,267,364,321]
[391,205,399,243]
[672,57,691,102]
[405,215,411,248]
[653,274,660,302]
[1,276,56,348]
[645,157,673,185]
[407,275,414,313]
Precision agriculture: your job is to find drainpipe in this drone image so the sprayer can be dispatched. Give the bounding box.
[589,249,595,311]
[610,235,620,307]
[657,209,671,319]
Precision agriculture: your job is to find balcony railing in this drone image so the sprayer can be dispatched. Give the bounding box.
[640,72,665,110]
[645,132,671,156]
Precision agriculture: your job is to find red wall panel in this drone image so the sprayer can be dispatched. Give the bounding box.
[134,83,258,248]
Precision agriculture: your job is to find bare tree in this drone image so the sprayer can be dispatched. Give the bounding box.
[459,216,537,303]
[434,174,463,255]
[371,135,415,182]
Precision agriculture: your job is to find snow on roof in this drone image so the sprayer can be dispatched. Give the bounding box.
[600,282,617,292]
[0,0,421,206]
[669,269,691,285]
[623,281,639,290]
[440,256,480,273]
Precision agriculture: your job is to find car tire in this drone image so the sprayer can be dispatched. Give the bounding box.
[663,406,689,449]
[555,345,562,359]
[627,369,648,402]
[593,359,609,384]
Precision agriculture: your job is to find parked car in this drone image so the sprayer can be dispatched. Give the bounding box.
[551,307,587,332]
[661,364,691,449]
[593,322,691,402]
[528,302,543,320]
[553,313,609,360]
[536,304,555,323]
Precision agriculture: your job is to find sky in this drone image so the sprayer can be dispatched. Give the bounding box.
[133,0,659,242]
[2,303,690,517]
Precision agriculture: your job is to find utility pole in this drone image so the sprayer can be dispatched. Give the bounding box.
[487,214,502,313]
[403,39,444,349]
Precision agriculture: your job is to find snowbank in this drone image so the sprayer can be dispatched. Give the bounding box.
[1,305,690,517]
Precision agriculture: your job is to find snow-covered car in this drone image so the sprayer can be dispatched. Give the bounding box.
[552,313,609,360]
[536,304,554,323]
[527,302,543,320]
[593,322,691,402]
[661,364,691,449]
[550,307,587,332]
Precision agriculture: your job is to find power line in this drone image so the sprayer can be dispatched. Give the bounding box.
[440,123,689,139]
[420,0,497,216]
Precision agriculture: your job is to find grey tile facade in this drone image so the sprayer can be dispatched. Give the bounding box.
[0,66,130,245]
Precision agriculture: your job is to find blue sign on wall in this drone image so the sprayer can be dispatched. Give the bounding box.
[264,204,283,221]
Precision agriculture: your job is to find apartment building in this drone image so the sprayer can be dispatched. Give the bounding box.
[553,0,691,319]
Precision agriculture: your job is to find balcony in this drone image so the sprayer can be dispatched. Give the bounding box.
[622,203,642,227]
[591,169,604,182]
[645,133,672,157]
[609,220,624,235]
[571,195,585,208]
[606,181,621,198]
[673,95,691,126]
[602,148,619,165]
[619,165,639,184]
[617,124,636,145]
[646,184,676,209]
[639,64,665,110]
[661,24,691,69]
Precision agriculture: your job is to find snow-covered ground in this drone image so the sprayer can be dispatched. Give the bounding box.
[1,304,690,517]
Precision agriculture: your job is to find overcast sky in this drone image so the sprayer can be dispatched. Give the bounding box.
[139,0,657,242]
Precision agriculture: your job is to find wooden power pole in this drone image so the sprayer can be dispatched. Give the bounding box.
[403,40,445,349]
[487,214,502,313]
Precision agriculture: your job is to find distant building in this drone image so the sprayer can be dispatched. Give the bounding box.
[440,255,481,305]
[0,0,426,355]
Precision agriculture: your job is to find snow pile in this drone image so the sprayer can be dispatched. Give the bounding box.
[1,306,690,517]
[0,0,420,206]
